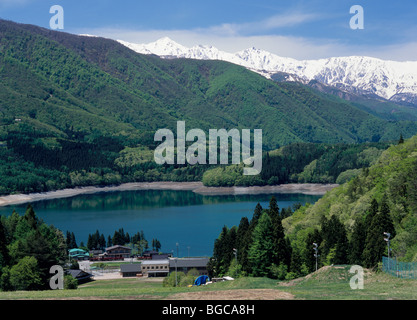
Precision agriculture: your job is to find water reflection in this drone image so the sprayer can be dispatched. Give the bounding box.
[0,190,321,256]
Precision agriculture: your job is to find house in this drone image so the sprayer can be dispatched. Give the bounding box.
[169,257,209,276]
[66,269,94,284]
[151,253,171,260]
[89,249,103,257]
[68,248,89,261]
[120,264,142,277]
[141,259,170,277]
[104,245,132,259]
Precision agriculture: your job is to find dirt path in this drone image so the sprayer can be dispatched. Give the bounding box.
[167,289,295,300]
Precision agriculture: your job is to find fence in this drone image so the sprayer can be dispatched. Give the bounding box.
[382,256,417,279]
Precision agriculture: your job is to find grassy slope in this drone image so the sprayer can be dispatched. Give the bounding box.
[0,266,416,300]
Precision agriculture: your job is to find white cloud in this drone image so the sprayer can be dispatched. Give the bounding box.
[206,12,320,36]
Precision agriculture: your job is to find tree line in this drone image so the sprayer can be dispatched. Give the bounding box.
[0,205,165,292]
[208,195,395,280]
[67,228,162,256]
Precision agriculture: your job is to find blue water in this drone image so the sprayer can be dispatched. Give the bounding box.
[0,190,321,257]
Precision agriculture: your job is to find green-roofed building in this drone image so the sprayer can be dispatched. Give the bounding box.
[69,248,89,261]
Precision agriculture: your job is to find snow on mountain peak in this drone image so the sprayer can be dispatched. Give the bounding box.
[118,37,417,102]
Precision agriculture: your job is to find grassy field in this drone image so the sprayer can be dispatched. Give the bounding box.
[0,265,416,300]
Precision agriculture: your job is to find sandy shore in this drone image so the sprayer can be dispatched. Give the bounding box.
[0,182,338,207]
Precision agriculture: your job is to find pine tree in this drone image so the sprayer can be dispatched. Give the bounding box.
[268,196,291,267]
[289,247,302,276]
[0,220,10,268]
[213,226,234,276]
[66,231,72,249]
[236,216,250,273]
[250,203,263,231]
[248,213,275,277]
[24,204,37,230]
[107,235,112,247]
[99,234,106,249]
[320,215,348,265]
[87,234,93,250]
[363,197,395,268]
[349,217,367,265]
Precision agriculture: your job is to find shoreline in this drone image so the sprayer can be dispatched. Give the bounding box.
[0,182,338,207]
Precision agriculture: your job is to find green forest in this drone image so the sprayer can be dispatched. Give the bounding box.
[209,135,417,280]
[0,205,68,291]
[0,205,163,291]
[209,195,395,280]
[1,19,417,196]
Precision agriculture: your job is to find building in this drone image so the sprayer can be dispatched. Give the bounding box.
[142,250,172,260]
[104,245,132,259]
[120,264,142,277]
[68,248,89,261]
[89,249,103,257]
[66,269,94,284]
[169,257,209,276]
[141,259,170,277]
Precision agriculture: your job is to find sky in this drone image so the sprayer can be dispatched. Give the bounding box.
[1,0,417,60]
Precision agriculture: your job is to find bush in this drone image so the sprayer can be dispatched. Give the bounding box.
[64,275,78,290]
[163,271,186,287]
[179,275,195,287]
[269,263,288,280]
[9,256,42,291]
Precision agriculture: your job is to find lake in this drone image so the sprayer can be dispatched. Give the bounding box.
[0,190,321,257]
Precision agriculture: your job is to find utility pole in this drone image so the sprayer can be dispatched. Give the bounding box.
[233,248,237,263]
[313,243,319,272]
[383,232,391,271]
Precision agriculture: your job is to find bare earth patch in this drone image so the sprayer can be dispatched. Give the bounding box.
[167,289,294,300]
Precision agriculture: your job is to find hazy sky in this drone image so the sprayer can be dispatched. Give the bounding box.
[1,0,417,60]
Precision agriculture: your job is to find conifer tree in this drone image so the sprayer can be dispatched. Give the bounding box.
[249,203,263,232]
[24,204,37,230]
[248,213,275,277]
[0,220,10,268]
[303,229,322,272]
[349,217,367,265]
[268,196,291,267]
[320,215,348,265]
[213,226,235,276]
[236,216,251,273]
[363,197,395,268]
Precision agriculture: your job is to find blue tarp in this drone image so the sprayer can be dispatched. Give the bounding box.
[194,275,209,286]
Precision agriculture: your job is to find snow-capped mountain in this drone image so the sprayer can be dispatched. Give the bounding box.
[117,37,417,104]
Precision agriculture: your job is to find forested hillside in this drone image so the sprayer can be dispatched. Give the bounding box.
[1,19,417,195]
[202,141,391,186]
[284,134,417,264]
[209,135,417,281]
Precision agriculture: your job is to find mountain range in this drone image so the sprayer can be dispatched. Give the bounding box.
[2,18,416,150]
[119,37,417,108]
